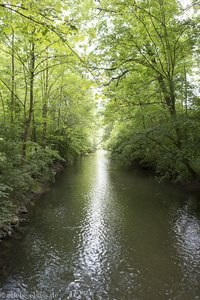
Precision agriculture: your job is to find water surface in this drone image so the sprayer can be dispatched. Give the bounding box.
[0,150,200,299]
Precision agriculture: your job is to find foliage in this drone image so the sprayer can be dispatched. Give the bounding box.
[91,0,200,182]
[0,0,97,224]
[0,0,199,226]
[0,183,14,224]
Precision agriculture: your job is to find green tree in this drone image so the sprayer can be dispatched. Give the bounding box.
[0,0,97,224]
[90,0,200,181]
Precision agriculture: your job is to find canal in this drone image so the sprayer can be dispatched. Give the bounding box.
[0,150,200,299]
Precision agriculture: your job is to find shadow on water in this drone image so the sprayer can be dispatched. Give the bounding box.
[0,150,200,300]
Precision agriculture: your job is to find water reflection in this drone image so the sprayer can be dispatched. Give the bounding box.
[172,198,200,299]
[0,151,200,299]
[66,151,122,298]
[174,205,200,261]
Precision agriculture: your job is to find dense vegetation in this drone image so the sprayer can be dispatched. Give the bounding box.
[88,0,200,183]
[0,1,97,224]
[0,0,199,225]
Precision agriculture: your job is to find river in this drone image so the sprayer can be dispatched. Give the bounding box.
[0,150,200,300]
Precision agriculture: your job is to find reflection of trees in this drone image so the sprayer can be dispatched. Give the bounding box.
[71,150,137,299]
[173,199,200,282]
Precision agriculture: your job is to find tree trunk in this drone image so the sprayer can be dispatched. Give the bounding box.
[22,41,35,159]
[11,27,15,124]
[157,75,176,116]
[58,84,63,127]
[184,65,188,114]
[32,111,37,143]
[42,56,49,149]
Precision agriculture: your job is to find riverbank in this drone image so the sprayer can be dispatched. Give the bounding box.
[0,159,66,243]
[129,159,200,195]
[0,150,199,299]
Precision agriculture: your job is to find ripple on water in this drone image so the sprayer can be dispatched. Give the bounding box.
[0,151,200,299]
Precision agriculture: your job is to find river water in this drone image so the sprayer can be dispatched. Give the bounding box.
[0,150,200,300]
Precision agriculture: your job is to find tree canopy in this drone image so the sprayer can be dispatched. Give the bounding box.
[0,0,199,223]
[0,0,98,223]
[88,0,200,182]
